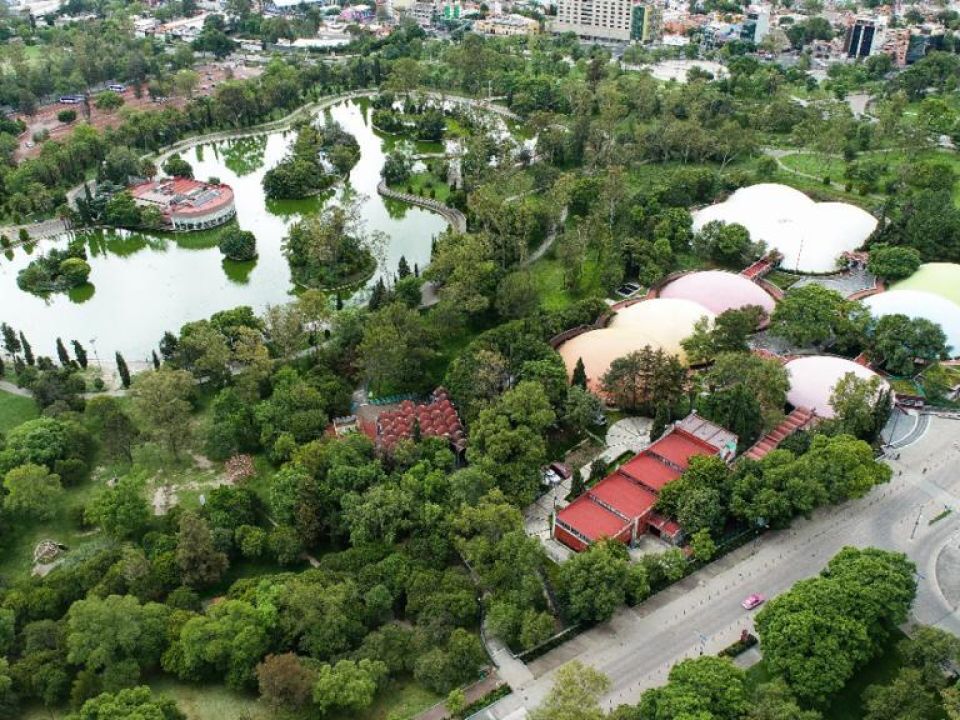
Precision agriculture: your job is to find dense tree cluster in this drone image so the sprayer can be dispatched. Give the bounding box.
[756,547,916,704]
[262,121,358,200]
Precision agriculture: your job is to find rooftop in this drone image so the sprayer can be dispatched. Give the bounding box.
[129,177,234,217]
[373,388,465,450]
[557,495,628,541]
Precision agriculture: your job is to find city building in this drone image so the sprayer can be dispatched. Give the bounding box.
[739,6,769,44]
[473,13,540,35]
[557,298,714,392]
[551,0,635,42]
[879,27,910,66]
[785,356,885,418]
[845,18,877,58]
[630,3,663,43]
[553,414,738,552]
[129,178,236,231]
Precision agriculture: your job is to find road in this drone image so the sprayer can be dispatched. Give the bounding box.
[477,415,960,719]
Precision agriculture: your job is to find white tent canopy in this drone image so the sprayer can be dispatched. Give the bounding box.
[864,289,960,357]
[692,184,877,273]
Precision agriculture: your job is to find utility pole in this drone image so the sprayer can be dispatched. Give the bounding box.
[89,337,102,371]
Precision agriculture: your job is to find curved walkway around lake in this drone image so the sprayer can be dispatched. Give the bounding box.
[377,179,467,233]
[3,90,516,245]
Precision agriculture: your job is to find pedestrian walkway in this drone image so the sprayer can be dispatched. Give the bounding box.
[414,673,504,720]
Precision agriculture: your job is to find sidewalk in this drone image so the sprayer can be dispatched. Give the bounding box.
[414,672,505,720]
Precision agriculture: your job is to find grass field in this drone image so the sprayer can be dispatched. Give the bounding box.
[778,149,960,207]
[0,387,37,433]
[23,676,441,720]
[399,170,452,203]
[530,251,604,311]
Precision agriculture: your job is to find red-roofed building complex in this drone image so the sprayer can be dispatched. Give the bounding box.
[362,388,466,454]
[130,177,236,231]
[553,414,738,552]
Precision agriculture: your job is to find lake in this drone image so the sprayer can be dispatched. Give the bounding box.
[0,98,449,362]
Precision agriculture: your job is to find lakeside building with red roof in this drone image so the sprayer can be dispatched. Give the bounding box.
[129,177,236,231]
[553,414,737,552]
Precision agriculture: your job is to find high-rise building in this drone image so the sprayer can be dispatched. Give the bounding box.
[552,0,632,41]
[846,18,877,58]
[552,0,662,42]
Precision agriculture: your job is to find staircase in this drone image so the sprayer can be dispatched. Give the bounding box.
[744,406,815,461]
[741,257,775,280]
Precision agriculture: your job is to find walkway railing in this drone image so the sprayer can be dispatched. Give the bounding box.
[377,179,467,233]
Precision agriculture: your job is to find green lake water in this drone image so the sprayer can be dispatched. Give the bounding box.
[0,99,449,361]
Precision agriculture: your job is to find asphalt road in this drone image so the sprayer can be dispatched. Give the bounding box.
[478,415,960,719]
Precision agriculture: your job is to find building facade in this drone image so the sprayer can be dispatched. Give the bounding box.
[474,13,540,35]
[630,4,663,43]
[551,0,635,41]
[845,18,877,58]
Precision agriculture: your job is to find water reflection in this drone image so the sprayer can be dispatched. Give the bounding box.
[0,99,449,359]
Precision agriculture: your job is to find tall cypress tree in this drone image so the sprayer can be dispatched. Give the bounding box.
[19,332,33,366]
[115,352,131,389]
[368,278,387,310]
[398,255,411,278]
[72,340,88,369]
[56,338,71,367]
[0,323,20,357]
[571,357,588,389]
[152,350,161,370]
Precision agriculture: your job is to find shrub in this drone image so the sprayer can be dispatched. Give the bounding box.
[57,109,77,123]
[217,227,258,261]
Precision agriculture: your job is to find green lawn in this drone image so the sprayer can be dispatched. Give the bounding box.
[530,251,604,311]
[0,387,37,433]
[779,152,846,181]
[24,676,441,720]
[0,480,107,582]
[778,149,960,207]
[397,170,452,203]
[764,270,801,292]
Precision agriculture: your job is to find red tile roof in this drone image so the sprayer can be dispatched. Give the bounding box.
[554,417,737,553]
[647,430,717,470]
[617,453,681,492]
[374,388,465,450]
[557,496,629,541]
[589,473,657,519]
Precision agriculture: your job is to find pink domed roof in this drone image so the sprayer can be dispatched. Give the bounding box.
[785,356,885,419]
[659,271,776,316]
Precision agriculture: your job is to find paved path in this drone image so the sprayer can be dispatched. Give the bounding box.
[377,180,467,233]
[479,415,960,719]
[0,218,69,243]
[415,673,504,720]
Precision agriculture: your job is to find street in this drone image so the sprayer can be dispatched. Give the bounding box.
[478,415,960,719]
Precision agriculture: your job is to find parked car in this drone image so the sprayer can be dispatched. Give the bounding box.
[615,281,641,298]
[542,462,573,486]
[741,593,765,610]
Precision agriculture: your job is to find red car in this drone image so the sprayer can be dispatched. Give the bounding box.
[741,593,765,610]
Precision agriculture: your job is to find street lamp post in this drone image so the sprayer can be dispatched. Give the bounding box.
[89,337,102,371]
